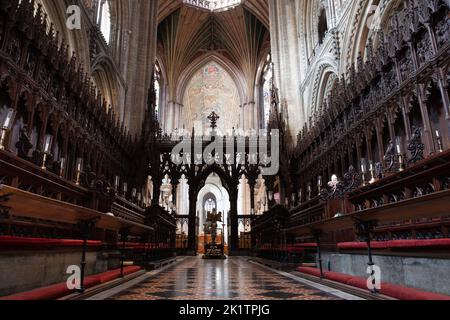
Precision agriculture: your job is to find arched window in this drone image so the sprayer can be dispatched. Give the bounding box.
[204,198,216,213]
[261,54,273,129]
[154,64,162,119]
[96,0,111,44]
[318,8,328,45]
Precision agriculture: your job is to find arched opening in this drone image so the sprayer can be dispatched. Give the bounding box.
[196,174,230,255]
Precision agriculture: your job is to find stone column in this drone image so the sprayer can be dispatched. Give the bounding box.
[268,0,304,137]
[188,186,198,255]
[122,0,159,135]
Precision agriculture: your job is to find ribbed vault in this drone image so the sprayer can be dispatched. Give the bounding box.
[158,0,269,27]
[157,4,270,102]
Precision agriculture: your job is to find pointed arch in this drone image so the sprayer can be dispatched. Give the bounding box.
[176,54,246,104]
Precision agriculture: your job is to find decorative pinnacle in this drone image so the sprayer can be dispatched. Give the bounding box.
[208,111,220,130]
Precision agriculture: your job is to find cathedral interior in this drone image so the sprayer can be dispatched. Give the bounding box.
[0,0,450,303]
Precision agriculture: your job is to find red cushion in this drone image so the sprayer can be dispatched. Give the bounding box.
[325,271,354,283]
[0,236,102,248]
[294,243,318,248]
[0,236,60,247]
[58,240,102,247]
[297,267,450,300]
[345,276,370,290]
[0,283,70,300]
[297,267,322,277]
[381,283,450,300]
[0,266,142,300]
[388,239,450,249]
[338,242,388,250]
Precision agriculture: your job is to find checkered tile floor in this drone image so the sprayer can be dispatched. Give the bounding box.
[109,257,341,300]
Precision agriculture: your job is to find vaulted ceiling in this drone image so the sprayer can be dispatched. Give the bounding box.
[158,0,269,27]
[156,0,270,100]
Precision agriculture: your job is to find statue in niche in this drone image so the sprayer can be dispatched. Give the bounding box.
[384,140,397,172]
[15,125,33,159]
[408,127,425,164]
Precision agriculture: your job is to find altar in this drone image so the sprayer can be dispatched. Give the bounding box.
[202,209,227,260]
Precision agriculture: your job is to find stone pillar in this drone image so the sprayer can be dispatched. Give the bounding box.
[229,187,239,254]
[268,0,304,137]
[188,187,197,255]
[122,0,159,134]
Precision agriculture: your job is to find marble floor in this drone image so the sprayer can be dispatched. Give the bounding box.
[108,257,343,300]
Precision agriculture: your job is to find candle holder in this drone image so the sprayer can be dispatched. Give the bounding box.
[114,176,120,192]
[0,129,7,151]
[369,160,376,184]
[361,158,368,186]
[0,108,16,150]
[59,157,66,177]
[396,137,405,172]
[75,158,83,186]
[436,130,443,153]
[317,176,322,194]
[122,183,128,198]
[41,134,53,170]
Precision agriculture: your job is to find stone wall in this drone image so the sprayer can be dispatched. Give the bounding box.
[320,252,450,296]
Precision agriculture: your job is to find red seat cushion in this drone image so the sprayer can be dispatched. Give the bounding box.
[297,267,322,277]
[338,241,388,250]
[0,236,102,248]
[297,267,450,300]
[345,276,369,290]
[325,271,354,283]
[381,283,450,300]
[0,266,142,300]
[294,243,318,248]
[388,239,450,249]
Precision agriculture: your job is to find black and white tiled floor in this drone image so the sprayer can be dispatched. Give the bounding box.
[109,257,342,300]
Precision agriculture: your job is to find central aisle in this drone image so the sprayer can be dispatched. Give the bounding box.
[108,257,343,300]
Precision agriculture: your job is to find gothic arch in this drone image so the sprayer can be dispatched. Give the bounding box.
[309,61,339,118]
[91,56,120,114]
[194,165,234,196]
